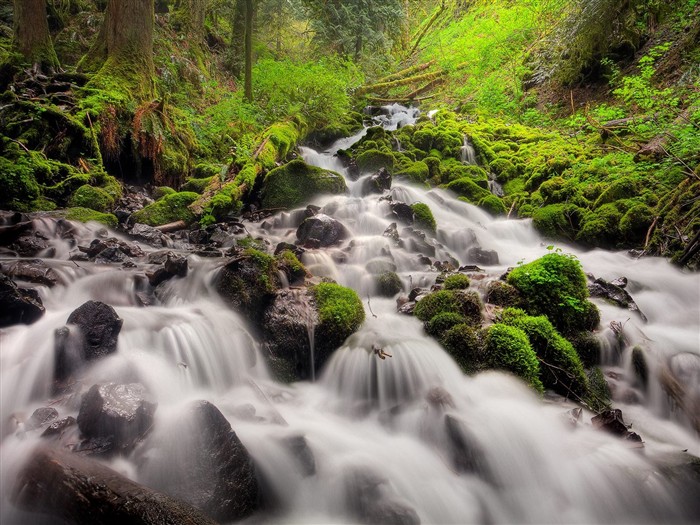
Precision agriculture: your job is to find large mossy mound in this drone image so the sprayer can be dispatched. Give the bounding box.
[414,289,483,326]
[131,191,199,226]
[312,282,365,362]
[484,323,544,393]
[440,323,485,374]
[507,252,599,334]
[260,159,347,210]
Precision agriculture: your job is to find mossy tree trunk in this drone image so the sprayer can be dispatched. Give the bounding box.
[81,0,155,101]
[12,0,60,72]
[228,0,246,78]
[174,0,207,42]
[244,0,254,102]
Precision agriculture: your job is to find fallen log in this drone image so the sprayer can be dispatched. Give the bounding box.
[155,220,187,233]
[12,446,219,525]
[635,106,697,160]
[371,60,436,86]
[356,70,447,96]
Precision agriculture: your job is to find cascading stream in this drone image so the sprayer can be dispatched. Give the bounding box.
[1,104,699,524]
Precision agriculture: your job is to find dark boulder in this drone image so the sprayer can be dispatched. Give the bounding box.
[129,223,165,247]
[588,277,647,322]
[362,167,392,196]
[444,415,490,478]
[0,274,45,327]
[466,246,499,266]
[296,213,349,248]
[1,259,62,287]
[345,468,420,525]
[12,446,217,525]
[591,409,643,446]
[77,383,156,452]
[281,435,316,477]
[54,300,123,382]
[383,222,400,245]
[41,416,77,439]
[25,407,59,431]
[390,202,414,225]
[263,288,319,381]
[164,252,188,277]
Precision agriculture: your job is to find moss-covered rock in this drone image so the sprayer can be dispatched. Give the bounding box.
[568,331,602,367]
[484,324,544,393]
[313,282,365,362]
[532,203,583,241]
[445,177,491,203]
[131,191,199,226]
[485,280,521,307]
[586,367,612,412]
[411,202,437,233]
[375,271,403,297]
[395,161,430,183]
[65,207,118,228]
[478,195,507,216]
[69,184,115,212]
[490,158,518,183]
[414,290,483,326]
[443,273,470,290]
[501,308,589,399]
[356,149,396,173]
[507,251,598,334]
[577,204,623,248]
[620,203,654,244]
[181,176,214,194]
[426,312,466,337]
[276,249,307,285]
[261,159,347,210]
[0,154,41,210]
[440,323,485,374]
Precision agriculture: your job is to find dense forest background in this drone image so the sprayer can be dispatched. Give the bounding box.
[0,0,698,266]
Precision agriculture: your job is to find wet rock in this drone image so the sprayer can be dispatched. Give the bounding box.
[631,346,649,390]
[83,237,145,259]
[365,258,397,275]
[402,228,435,257]
[588,277,647,322]
[146,267,171,287]
[281,434,316,477]
[1,259,62,287]
[661,353,700,433]
[25,407,59,431]
[13,446,217,525]
[0,274,45,327]
[296,213,349,248]
[189,228,211,245]
[95,246,131,264]
[383,222,400,245]
[591,409,638,440]
[426,387,455,410]
[466,246,499,266]
[263,289,319,381]
[41,416,77,438]
[11,231,53,257]
[390,202,414,225]
[444,415,490,477]
[164,252,188,277]
[275,241,305,259]
[129,223,165,247]
[362,167,392,195]
[345,468,420,525]
[157,400,260,522]
[77,383,156,452]
[54,301,123,382]
[0,214,33,246]
[611,276,628,288]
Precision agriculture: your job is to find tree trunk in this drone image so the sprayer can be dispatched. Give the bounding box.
[12,0,59,72]
[228,0,246,77]
[244,0,253,102]
[176,0,207,42]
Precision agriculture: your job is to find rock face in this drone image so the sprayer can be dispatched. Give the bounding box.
[13,447,217,525]
[588,276,647,322]
[466,246,499,266]
[296,213,348,248]
[361,167,392,195]
[1,259,62,287]
[54,301,123,382]
[129,223,165,247]
[591,409,643,445]
[0,274,45,327]
[263,289,319,380]
[154,401,260,522]
[345,468,421,525]
[77,383,156,451]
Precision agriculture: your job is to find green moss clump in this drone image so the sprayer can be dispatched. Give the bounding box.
[445,177,491,203]
[484,324,544,393]
[395,161,430,183]
[181,176,214,194]
[593,177,639,208]
[130,191,199,226]
[152,186,176,200]
[313,282,365,355]
[356,149,396,173]
[414,290,482,325]
[501,308,589,399]
[568,331,602,367]
[485,280,521,307]
[443,273,470,290]
[0,155,41,210]
[620,203,654,244]
[276,250,307,284]
[411,202,437,233]
[375,271,403,297]
[586,367,612,412]
[532,204,583,241]
[577,204,622,248]
[69,184,115,212]
[65,207,118,228]
[426,312,465,337]
[479,194,507,216]
[490,158,518,182]
[440,323,485,373]
[261,159,347,209]
[507,251,597,334]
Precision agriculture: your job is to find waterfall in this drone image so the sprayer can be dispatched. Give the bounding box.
[1,105,699,524]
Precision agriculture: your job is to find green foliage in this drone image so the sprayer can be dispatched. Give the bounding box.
[261,159,347,209]
[69,184,115,212]
[131,191,199,226]
[313,282,365,349]
[65,207,118,228]
[375,271,403,297]
[443,273,471,290]
[0,155,41,211]
[484,324,544,393]
[507,251,598,333]
[414,290,483,326]
[500,308,589,399]
[411,202,437,233]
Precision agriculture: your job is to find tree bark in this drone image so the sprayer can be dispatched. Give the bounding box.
[12,0,59,72]
[80,0,155,100]
[228,0,246,77]
[175,0,207,42]
[244,0,254,102]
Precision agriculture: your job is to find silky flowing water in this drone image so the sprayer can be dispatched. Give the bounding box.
[1,105,699,524]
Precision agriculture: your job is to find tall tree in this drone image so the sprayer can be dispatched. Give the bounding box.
[79,0,155,100]
[244,0,254,101]
[12,0,59,71]
[227,0,246,77]
[173,0,207,43]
